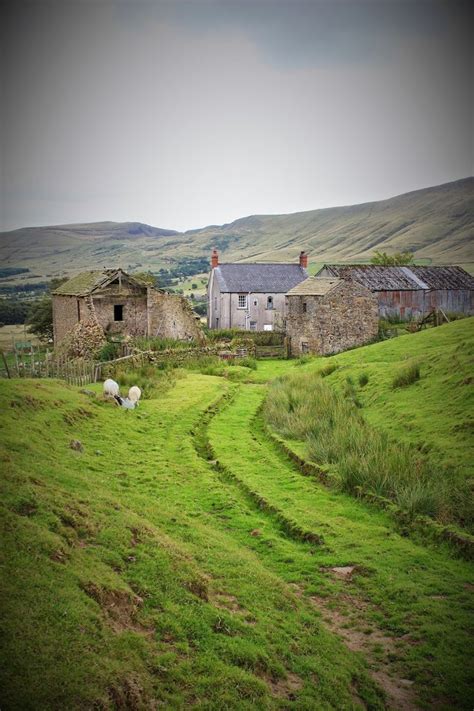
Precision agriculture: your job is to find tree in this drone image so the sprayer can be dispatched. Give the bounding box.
[26,297,53,341]
[25,277,68,341]
[371,251,414,266]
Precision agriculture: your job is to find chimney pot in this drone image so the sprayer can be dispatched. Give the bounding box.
[211,248,219,269]
[299,251,308,269]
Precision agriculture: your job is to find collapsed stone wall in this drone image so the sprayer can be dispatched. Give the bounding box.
[148,291,204,342]
[286,281,378,356]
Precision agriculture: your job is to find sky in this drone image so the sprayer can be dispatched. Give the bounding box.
[1,0,473,232]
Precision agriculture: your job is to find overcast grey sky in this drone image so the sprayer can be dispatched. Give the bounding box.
[1,0,472,232]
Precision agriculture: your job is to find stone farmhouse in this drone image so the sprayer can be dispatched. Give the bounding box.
[207,249,308,330]
[316,264,474,319]
[286,276,378,356]
[52,268,202,347]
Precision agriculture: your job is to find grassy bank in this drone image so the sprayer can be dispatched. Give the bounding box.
[264,319,474,530]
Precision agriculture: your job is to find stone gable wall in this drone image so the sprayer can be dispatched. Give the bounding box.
[286,281,378,356]
[52,295,81,345]
[148,291,204,342]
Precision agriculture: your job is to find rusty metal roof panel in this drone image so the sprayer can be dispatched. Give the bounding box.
[318,265,474,291]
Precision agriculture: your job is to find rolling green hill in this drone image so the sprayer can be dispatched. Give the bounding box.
[0,178,473,282]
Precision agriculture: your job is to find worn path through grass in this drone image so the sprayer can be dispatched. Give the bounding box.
[208,383,474,709]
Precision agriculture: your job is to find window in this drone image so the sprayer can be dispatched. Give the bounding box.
[263,324,273,331]
[237,294,247,309]
[301,342,309,354]
[266,295,273,310]
[253,299,258,307]
[114,304,124,321]
[302,302,307,313]
[249,321,257,331]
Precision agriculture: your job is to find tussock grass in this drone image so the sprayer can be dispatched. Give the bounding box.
[264,370,471,528]
[392,361,421,388]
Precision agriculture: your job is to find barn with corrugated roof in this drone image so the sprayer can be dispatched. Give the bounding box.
[315,265,474,319]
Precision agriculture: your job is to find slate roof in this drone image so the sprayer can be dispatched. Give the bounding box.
[52,269,146,296]
[317,265,474,291]
[214,263,308,293]
[286,277,342,297]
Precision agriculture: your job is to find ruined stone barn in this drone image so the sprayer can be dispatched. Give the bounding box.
[285,277,378,356]
[207,249,308,331]
[315,265,474,319]
[52,269,202,346]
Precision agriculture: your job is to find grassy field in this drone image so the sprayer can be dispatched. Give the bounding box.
[270,318,473,482]
[0,324,40,352]
[0,329,473,709]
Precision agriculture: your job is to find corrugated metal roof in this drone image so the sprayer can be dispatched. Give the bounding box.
[52,269,145,296]
[318,265,474,291]
[286,276,342,296]
[214,263,308,293]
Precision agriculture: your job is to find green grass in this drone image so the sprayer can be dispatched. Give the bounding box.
[1,324,473,709]
[282,319,474,482]
[208,383,474,709]
[1,375,382,709]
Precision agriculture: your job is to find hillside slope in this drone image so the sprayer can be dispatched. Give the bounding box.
[1,178,472,280]
[1,363,473,709]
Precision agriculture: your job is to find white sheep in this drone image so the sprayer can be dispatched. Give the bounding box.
[128,386,142,404]
[103,378,120,398]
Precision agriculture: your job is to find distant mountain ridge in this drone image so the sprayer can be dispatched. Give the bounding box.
[0,178,472,280]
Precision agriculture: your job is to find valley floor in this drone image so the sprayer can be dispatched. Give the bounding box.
[0,364,473,709]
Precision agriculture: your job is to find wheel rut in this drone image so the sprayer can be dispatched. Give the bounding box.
[196,381,422,711]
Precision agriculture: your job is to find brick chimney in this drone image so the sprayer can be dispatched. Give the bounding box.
[299,251,308,268]
[211,249,219,269]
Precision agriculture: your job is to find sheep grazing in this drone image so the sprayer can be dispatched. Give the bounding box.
[128,386,142,404]
[103,378,120,399]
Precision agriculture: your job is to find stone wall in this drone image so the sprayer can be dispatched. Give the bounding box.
[53,295,81,345]
[148,290,204,342]
[286,281,378,356]
[92,290,148,337]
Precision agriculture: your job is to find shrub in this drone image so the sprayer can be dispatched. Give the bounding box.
[392,362,421,389]
[358,372,369,387]
[97,341,120,362]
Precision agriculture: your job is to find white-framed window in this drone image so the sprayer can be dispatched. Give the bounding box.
[237,294,247,309]
[263,324,273,331]
[266,295,273,310]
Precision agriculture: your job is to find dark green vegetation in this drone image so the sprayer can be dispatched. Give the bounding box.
[1,324,473,709]
[1,178,473,280]
[265,319,474,532]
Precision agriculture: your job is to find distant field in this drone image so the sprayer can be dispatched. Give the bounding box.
[0,324,40,352]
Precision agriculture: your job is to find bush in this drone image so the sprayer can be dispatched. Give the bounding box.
[358,372,369,387]
[392,362,420,389]
[97,341,120,362]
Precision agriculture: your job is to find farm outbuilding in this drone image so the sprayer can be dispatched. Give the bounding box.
[52,268,202,347]
[315,265,474,319]
[285,277,378,356]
